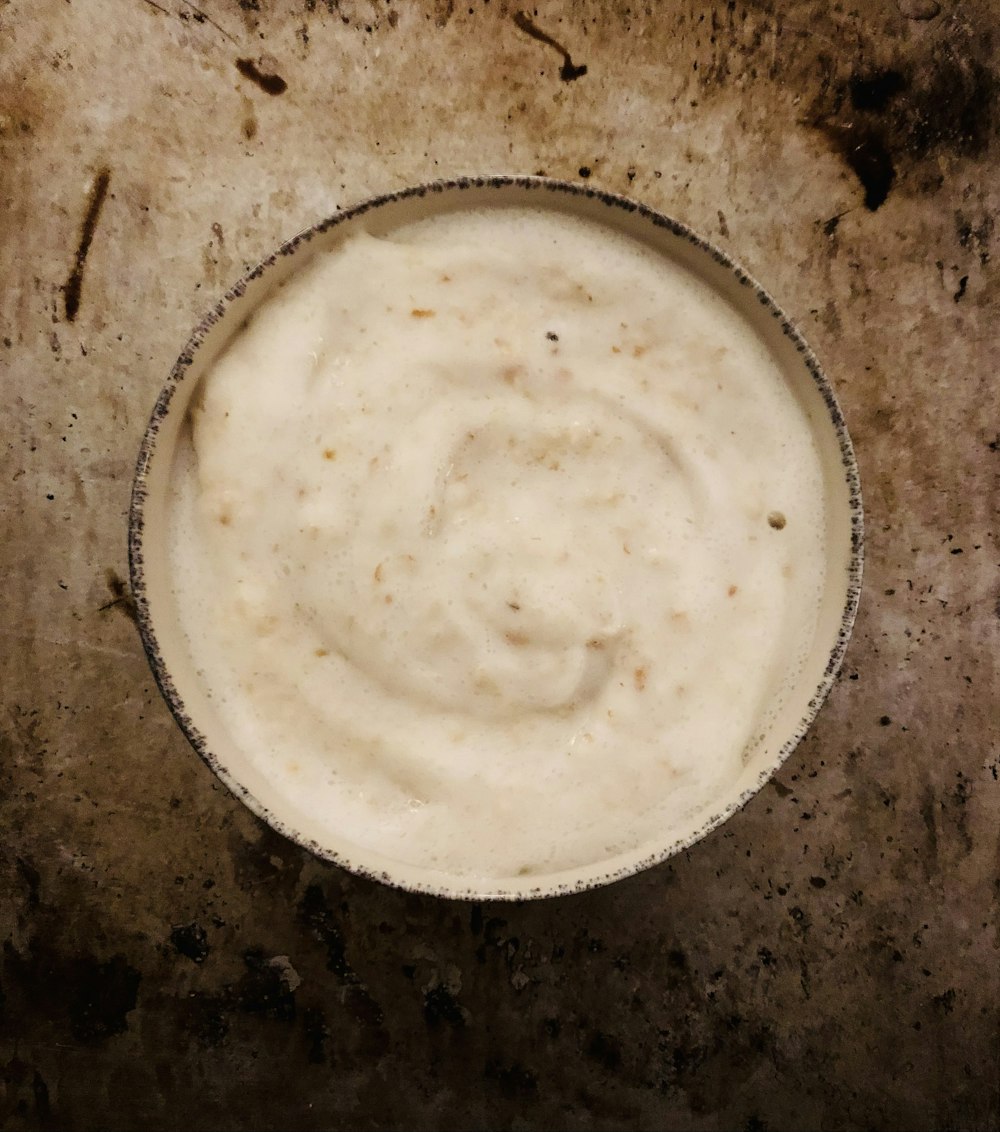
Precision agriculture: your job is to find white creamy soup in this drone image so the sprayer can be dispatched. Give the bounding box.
[168,207,826,879]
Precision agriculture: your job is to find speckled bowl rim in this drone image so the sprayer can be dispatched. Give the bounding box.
[129,174,864,902]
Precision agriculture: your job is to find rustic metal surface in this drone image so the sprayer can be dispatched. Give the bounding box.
[2,2,998,1129]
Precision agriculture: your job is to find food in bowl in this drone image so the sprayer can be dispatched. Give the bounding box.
[132,180,862,898]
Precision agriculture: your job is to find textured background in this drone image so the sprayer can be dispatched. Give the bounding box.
[2,1,998,1129]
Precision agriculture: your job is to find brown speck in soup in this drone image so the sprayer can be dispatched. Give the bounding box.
[728,584,738,596]
[373,563,383,583]
[634,667,647,691]
[506,630,530,647]
[768,511,787,530]
[315,648,328,658]
[384,594,394,605]
[507,601,521,612]
[323,448,336,460]
[586,639,605,650]
[411,308,435,318]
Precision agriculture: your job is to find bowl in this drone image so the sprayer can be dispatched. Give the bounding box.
[129,176,863,900]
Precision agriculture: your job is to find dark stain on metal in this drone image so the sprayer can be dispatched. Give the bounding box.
[849,70,907,112]
[955,211,993,265]
[170,923,210,964]
[236,949,296,1020]
[512,11,587,82]
[235,57,288,95]
[2,939,141,1047]
[586,1030,623,1070]
[68,955,141,1043]
[812,51,998,211]
[63,167,111,322]
[299,883,357,981]
[99,568,139,625]
[825,124,896,211]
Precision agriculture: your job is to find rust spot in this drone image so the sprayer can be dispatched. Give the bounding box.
[512,11,587,82]
[315,648,329,657]
[586,639,605,650]
[323,448,336,460]
[411,308,435,318]
[633,667,647,692]
[632,345,647,357]
[235,58,288,96]
[64,168,111,322]
[728,584,738,596]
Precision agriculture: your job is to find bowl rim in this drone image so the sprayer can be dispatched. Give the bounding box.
[128,174,864,901]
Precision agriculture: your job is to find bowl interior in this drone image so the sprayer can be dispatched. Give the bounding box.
[130,177,863,900]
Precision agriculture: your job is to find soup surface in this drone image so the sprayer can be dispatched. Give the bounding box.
[168,207,826,879]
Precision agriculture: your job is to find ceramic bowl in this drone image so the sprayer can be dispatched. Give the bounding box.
[129,176,863,900]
